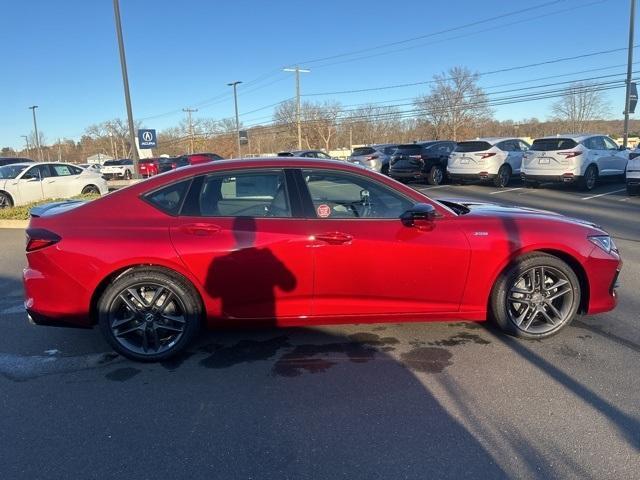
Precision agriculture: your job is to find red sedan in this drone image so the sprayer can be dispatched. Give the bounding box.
[23,158,621,361]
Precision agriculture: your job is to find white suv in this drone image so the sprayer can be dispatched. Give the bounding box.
[522,134,628,191]
[447,137,530,187]
[101,159,134,180]
[627,147,640,195]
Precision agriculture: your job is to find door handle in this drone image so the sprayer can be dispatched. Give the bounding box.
[315,232,353,245]
[179,223,221,236]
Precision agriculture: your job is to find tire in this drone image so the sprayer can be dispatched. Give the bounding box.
[0,191,13,209]
[124,170,132,180]
[381,164,389,176]
[490,253,581,339]
[81,185,100,195]
[579,165,598,191]
[427,165,445,185]
[493,165,512,188]
[627,183,639,196]
[98,269,202,362]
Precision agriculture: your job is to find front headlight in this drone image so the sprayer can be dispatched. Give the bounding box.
[588,235,618,254]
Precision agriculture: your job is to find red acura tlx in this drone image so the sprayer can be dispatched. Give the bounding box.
[23,158,621,361]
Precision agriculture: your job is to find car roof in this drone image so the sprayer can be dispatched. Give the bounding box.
[534,134,601,142]
[463,137,522,144]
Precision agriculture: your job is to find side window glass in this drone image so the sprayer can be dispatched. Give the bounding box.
[302,169,413,219]
[199,171,290,218]
[52,165,74,176]
[496,141,510,152]
[519,141,530,151]
[22,166,40,179]
[38,165,53,178]
[602,137,619,150]
[145,179,191,215]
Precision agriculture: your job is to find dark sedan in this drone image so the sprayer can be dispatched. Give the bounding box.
[389,141,456,185]
[0,157,33,167]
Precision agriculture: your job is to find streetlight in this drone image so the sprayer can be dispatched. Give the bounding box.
[28,105,42,161]
[227,81,242,158]
[112,0,139,177]
[283,66,310,150]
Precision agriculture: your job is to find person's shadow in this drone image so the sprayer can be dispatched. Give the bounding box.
[205,217,296,324]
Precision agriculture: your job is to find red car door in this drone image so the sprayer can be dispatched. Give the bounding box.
[299,169,470,317]
[169,169,313,322]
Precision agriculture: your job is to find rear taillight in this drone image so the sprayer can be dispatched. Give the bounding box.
[475,152,496,159]
[26,228,61,252]
[559,151,581,159]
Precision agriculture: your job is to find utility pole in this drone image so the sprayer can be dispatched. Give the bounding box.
[112,0,139,177]
[28,105,42,161]
[21,135,30,157]
[623,0,636,147]
[183,107,198,154]
[283,66,310,150]
[227,81,242,158]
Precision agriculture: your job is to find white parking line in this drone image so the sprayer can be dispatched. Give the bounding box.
[581,188,627,200]
[490,188,522,195]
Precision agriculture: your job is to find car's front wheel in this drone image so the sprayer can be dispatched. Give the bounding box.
[81,185,100,195]
[98,269,202,361]
[0,191,13,209]
[493,165,512,188]
[490,253,580,339]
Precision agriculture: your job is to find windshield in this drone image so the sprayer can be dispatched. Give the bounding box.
[0,164,29,179]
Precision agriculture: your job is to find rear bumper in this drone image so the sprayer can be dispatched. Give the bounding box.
[447,172,496,181]
[389,168,426,179]
[521,173,582,184]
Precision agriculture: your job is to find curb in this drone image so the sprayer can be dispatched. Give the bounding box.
[0,220,29,229]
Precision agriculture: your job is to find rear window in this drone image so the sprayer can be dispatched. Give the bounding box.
[395,144,424,155]
[530,138,578,151]
[139,158,155,164]
[352,147,376,156]
[454,141,492,152]
[103,159,132,166]
[144,179,191,215]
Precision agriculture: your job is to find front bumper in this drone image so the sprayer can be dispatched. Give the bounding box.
[583,247,622,315]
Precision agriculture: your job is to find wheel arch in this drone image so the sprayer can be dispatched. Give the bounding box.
[488,248,590,315]
[89,264,207,325]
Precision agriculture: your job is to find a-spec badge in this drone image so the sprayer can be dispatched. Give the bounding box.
[473,231,489,236]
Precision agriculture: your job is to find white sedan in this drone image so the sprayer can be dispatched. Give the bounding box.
[0,162,108,208]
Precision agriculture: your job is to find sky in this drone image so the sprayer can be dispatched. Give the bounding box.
[0,0,636,149]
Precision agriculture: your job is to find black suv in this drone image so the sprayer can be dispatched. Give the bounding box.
[388,141,456,185]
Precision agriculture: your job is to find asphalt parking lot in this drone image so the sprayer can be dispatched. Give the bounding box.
[1,178,639,479]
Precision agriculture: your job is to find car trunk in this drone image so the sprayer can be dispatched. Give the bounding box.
[390,145,424,170]
[524,138,580,174]
[449,141,493,170]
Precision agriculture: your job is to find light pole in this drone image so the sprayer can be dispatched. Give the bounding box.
[113,0,139,177]
[28,105,42,161]
[283,66,310,150]
[227,81,242,158]
[183,107,198,154]
[623,0,637,147]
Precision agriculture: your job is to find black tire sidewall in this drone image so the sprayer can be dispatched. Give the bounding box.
[98,269,202,361]
[0,192,13,208]
[427,165,444,185]
[494,165,511,188]
[490,254,581,339]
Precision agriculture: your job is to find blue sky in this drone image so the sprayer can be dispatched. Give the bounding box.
[0,0,635,149]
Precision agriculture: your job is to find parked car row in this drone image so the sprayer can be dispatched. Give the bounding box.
[347,134,632,192]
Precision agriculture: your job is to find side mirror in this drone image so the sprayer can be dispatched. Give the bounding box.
[400,203,437,227]
[619,145,628,151]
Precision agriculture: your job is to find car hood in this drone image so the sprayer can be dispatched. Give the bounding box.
[438,198,602,229]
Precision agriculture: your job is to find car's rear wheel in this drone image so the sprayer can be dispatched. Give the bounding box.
[627,183,639,196]
[98,269,202,361]
[427,165,445,185]
[579,165,598,191]
[81,185,100,195]
[493,165,512,188]
[0,192,13,209]
[490,254,580,339]
[124,170,132,180]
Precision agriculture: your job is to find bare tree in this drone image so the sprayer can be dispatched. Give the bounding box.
[551,82,611,132]
[415,66,493,140]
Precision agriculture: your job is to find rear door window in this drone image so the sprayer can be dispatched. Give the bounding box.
[602,137,619,150]
[196,170,291,218]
